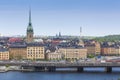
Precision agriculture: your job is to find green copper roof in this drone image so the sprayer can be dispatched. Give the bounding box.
[27,23,33,33]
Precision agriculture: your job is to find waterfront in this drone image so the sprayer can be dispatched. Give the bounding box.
[0,68,120,80]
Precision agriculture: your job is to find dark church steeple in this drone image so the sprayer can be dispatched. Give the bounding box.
[26,8,34,43]
[27,8,33,33]
[29,8,31,24]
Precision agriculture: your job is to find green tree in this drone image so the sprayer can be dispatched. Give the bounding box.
[87,54,95,58]
[5,64,9,68]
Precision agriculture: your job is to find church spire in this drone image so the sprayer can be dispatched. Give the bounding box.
[29,8,32,26]
[27,7,33,33]
[26,8,34,43]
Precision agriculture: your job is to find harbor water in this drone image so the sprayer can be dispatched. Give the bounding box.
[0,68,120,80]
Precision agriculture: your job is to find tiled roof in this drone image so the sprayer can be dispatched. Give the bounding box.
[59,45,85,49]
[9,45,27,48]
[0,48,8,52]
[27,42,44,47]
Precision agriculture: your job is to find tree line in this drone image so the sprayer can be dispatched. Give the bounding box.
[94,35,120,42]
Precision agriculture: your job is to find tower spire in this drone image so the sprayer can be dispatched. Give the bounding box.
[26,7,34,43]
[29,7,31,25]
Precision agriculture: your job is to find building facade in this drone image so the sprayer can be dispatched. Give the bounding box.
[58,47,87,60]
[115,46,120,55]
[85,41,101,55]
[101,46,120,56]
[27,43,45,60]
[0,48,9,60]
[46,50,62,60]
[9,44,27,60]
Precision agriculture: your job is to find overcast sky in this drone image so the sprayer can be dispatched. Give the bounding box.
[0,0,120,36]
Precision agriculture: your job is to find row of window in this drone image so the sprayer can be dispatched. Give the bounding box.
[27,48,44,50]
[0,55,9,56]
[27,55,44,57]
[28,52,44,54]
[27,50,44,52]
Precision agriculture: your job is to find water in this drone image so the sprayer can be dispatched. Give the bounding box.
[0,68,120,80]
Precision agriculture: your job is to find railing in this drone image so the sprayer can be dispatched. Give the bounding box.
[0,62,120,67]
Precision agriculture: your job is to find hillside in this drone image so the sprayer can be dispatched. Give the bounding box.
[94,35,120,42]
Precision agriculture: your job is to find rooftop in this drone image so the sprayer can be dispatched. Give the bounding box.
[9,42,27,48]
[27,42,44,47]
[58,46,85,49]
[0,48,8,52]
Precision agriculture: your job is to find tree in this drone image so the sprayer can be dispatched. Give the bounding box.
[87,54,95,58]
[5,64,9,68]
[9,54,14,60]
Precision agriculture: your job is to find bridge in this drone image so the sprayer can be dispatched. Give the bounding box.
[0,61,120,72]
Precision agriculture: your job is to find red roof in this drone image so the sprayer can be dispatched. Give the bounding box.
[8,38,22,43]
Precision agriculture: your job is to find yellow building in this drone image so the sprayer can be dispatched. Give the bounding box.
[0,48,9,60]
[85,41,101,55]
[27,43,45,60]
[58,47,87,60]
[101,46,120,56]
[116,46,120,55]
[9,44,27,60]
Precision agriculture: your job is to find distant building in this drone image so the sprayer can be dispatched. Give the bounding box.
[85,41,101,55]
[46,50,62,60]
[59,32,61,37]
[101,47,116,56]
[0,48,9,60]
[101,44,120,56]
[26,9,34,43]
[58,47,87,60]
[27,43,45,60]
[0,37,9,48]
[9,43,27,60]
[116,46,120,55]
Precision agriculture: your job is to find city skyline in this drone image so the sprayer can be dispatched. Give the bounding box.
[0,0,120,36]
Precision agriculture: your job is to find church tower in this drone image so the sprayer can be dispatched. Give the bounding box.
[26,9,34,43]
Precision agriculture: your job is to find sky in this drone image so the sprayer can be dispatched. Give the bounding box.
[0,0,120,36]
